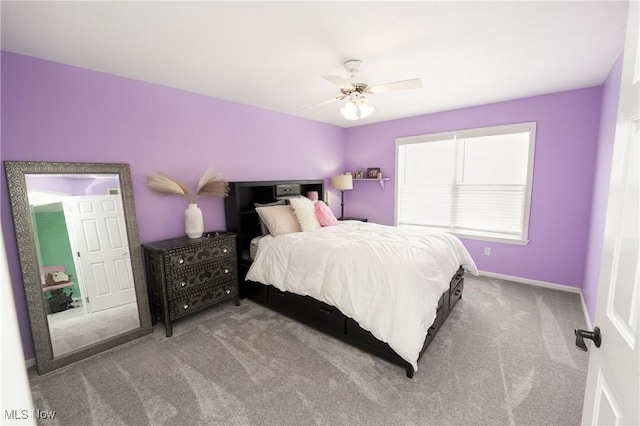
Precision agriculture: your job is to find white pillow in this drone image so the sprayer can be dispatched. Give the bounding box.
[255,205,301,236]
[289,196,321,231]
[254,200,286,235]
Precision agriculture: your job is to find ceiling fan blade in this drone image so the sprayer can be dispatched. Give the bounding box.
[299,95,345,112]
[321,75,353,90]
[369,78,423,94]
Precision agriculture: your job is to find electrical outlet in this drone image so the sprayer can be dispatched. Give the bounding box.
[484,247,491,256]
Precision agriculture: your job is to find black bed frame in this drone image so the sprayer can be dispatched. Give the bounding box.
[224,179,464,378]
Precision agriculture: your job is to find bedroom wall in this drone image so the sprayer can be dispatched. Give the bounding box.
[1,51,346,360]
[0,50,620,361]
[343,87,603,289]
[582,55,624,323]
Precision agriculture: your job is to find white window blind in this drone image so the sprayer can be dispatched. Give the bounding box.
[396,122,536,244]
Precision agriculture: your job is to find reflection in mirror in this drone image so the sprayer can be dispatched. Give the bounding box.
[26,173,140,357]
[4,162,152,374]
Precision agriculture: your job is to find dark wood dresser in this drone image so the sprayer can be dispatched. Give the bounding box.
[142,231,239,337]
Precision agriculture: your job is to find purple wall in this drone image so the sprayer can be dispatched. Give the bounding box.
[582,55,624,323]
[0,50,622,361]
[344,88,603,288]
[1,52,345,360]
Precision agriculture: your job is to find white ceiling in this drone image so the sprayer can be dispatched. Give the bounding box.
[0,1,629,128]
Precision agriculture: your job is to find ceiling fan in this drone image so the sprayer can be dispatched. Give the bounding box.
[302,59,423,121]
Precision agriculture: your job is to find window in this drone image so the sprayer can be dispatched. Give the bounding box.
[395,122,536,244]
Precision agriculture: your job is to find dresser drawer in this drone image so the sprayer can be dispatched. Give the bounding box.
[163,238,235,271]
[423,304,445,348]
[268,287,344,335]
[346,318,390,353]
[449,278,464,310]
[449,267,464,293]
[166,258,236,299]
[169,279,238,320]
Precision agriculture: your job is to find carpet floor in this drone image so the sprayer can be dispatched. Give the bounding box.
[28,275,589,425]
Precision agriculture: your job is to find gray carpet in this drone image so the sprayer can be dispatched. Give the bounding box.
[28,275,589,425]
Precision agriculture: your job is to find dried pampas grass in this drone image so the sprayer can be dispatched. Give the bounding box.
[146,173,191,202]
[195,167,229,201]
[146,167,228,204]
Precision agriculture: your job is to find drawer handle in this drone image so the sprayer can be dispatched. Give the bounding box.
[225,288,231,295]
[222,248,228,254]
[180,281,186,288]
[178,258,184,264]
[319,307,332,315]
[223,268,230,274]
[182,303,189,310]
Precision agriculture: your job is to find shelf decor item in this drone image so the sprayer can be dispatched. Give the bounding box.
[366,167,381,178]
[184,203,204,238]
[146,167,229,238]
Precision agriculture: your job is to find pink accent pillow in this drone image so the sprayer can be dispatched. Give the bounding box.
[314,201,338,226]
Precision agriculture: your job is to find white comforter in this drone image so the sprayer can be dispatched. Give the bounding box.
[246,221,478,370]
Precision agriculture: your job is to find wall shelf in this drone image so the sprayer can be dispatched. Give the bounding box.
[353,178,391,190]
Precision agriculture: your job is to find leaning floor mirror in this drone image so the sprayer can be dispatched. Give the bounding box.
[4,161,152,374]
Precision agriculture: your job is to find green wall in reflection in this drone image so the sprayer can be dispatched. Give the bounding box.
[33,204,80,300]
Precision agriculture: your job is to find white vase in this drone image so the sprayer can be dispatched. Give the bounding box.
[185,203,204,238]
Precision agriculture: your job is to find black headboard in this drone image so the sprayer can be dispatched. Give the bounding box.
[223,179,324,266]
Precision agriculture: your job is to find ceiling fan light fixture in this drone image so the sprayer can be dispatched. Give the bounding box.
[306,59,422,121]
[340,100,360,120]
[341,94,373,121]
[357,96,374,118]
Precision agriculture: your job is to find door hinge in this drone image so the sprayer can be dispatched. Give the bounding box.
[77,252,81,257]
[86,297,89,304]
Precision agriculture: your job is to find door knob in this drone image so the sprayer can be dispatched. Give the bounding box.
[574,326,602,351]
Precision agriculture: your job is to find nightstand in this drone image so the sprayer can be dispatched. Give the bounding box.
[142,231,239,337]
[339,217,368,222]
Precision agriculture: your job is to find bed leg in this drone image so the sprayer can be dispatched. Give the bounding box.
[406,366,415,378]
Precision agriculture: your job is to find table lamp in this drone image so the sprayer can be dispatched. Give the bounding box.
[332,174,353,219]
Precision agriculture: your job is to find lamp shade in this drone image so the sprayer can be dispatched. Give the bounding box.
[332,174,353,191]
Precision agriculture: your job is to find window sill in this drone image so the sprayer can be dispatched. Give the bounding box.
[452,232,529,246]
[397,224,529,245]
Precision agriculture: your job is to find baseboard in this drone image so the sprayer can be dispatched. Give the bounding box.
[579,291,592,329]
[477,270,592,327]
[478,270,581,292]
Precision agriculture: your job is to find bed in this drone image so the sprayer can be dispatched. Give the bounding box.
[223,180,477,377]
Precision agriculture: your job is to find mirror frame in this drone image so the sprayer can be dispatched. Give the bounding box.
[4,161,152,374]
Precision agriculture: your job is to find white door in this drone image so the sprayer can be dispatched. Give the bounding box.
[64,195,136,313]
[581,2,639,424]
